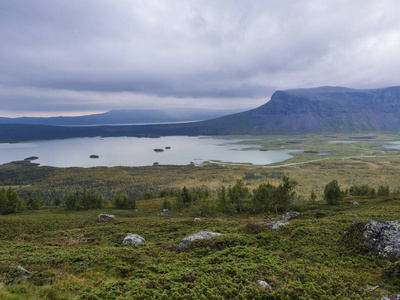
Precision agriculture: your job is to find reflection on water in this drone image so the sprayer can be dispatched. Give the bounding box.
[0,136,300,167]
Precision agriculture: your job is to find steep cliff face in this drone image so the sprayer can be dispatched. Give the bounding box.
[212,86,400,133]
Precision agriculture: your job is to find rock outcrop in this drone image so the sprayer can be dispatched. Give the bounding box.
[178,231,222,251]
[343,220,400,259]
[364,220,400,259]
[123,233,146,247]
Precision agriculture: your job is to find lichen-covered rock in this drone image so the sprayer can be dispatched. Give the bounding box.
[158,209,171,216]
[97,214,115,221]
[123,233,146,247]
[178,231,222,251]
[259,221,289,230]
[282,211,300,221]
[364,220,400,259]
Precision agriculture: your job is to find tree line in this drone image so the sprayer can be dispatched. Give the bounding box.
[0,177,396,215]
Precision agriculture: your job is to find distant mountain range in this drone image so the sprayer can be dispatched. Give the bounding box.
[0,108,246,126]
[2,86,400,142]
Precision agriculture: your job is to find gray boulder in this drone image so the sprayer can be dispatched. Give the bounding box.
[256,280,272,290]
[123,233,146,247]
[97,214,115,221]
[158,209,171,216]
[282,211,300,221]
[259,221,289,230]
[364,220,400,259]
[178,231,222,251]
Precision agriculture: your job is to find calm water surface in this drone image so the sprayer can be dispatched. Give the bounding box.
[0,136,300,167]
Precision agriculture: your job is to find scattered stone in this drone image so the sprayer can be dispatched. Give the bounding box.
[15,266,30,277]
[364,220,400,259]
[178,231,222,251]
[194,218,201,222]
[259,221,289,230]
[123,233,146,247]
[158,209,171,216]
[214,267,223,273]
[346,200,359,205]
[256,280,272,290]
[365,285,379,292]
[97,214,116,221]
[282,211,300,221]
[371,206,384,209]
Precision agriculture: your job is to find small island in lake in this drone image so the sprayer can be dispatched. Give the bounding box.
[90,155,99,159]
[165,146,171,149]
[154,149,164,152]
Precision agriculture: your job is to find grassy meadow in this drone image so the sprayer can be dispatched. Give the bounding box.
[1,133,400,299]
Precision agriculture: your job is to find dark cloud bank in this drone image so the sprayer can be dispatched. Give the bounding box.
[1,0,400,116]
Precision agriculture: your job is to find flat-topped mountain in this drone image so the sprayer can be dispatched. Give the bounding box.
[2,86,400,142]
[205,86,400,132]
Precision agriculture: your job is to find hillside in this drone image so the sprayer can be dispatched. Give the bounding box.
[2,86,400,142]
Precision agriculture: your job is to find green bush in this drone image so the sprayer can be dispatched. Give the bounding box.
[113,193,136,209]
[25,192,42,210]
[377,185,390,197]
[0,187,22,214]
[252,176,297,213]
[324,180,344,205]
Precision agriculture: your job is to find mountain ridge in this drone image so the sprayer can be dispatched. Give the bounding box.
[0,108,247,126]
[2,86,400,142]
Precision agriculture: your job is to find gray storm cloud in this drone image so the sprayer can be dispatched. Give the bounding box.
[1,0,400,116]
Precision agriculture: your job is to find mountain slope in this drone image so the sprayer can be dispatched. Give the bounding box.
[2,86,400,142]
[204,86,400,132]
[0,108,246,126]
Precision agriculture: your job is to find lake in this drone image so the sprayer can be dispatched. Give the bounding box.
[0,136,300,167]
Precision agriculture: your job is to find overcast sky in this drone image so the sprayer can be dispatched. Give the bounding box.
[1,0,400,117]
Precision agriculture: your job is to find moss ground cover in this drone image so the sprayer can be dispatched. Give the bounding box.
[1,196,400,299]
